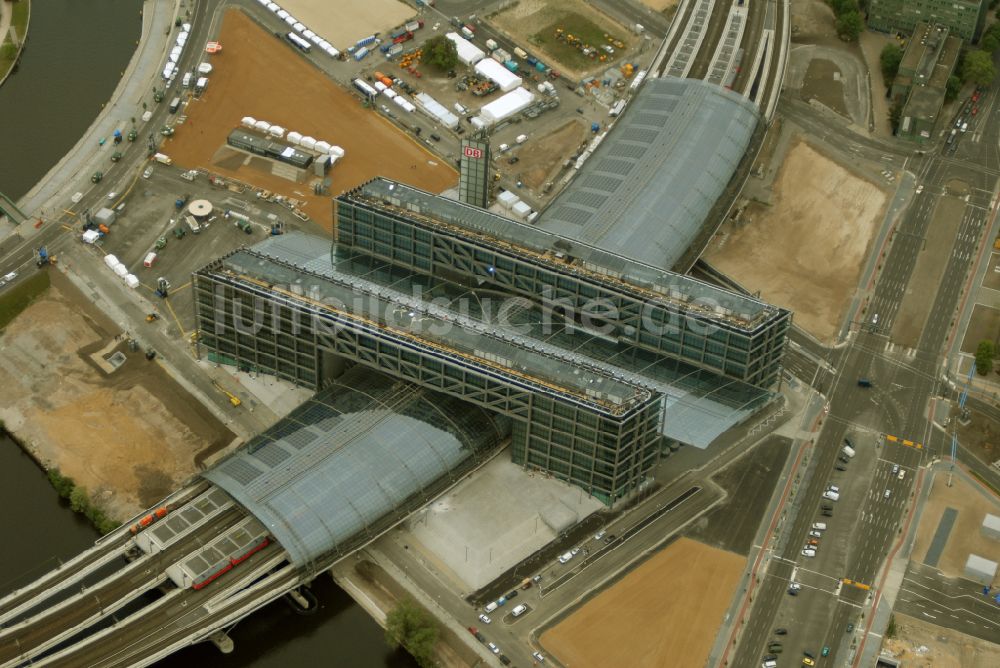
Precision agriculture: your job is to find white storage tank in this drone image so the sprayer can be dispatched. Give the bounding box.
[300,136,317,150]
[268,125,286,138]
[511,200,532,220]
[314,140,332,154]
[241,116,257,128]
[286,131,303,145]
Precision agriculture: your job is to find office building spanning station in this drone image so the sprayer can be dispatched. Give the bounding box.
[194,178,789,505]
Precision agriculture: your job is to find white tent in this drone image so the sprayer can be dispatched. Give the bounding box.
[445,32,485,65]
[268,125,286,138]
[82,230,101,244]
[286,131,303,145]
[475,58,523,92]
[300,136,317,150]
[114,264,128,278]
[314,140,332,153]
[104,254,120,269]
[125,274,140,289]
[329,145,345,157]
[254,120,271,132]
[241,116,257,128]
[479,87,535,125]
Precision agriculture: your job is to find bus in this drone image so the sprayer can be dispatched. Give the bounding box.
[285,31,311,53]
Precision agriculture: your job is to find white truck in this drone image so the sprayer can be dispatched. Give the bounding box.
[842,445,856,458]
[153,153,172,165]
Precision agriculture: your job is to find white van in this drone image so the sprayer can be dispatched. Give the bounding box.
[823,490,840,501]
[182,72,193,88]
[484,601,498,613]
[512,604,527,617]
[812,522,827,531]
[762,661,778,668]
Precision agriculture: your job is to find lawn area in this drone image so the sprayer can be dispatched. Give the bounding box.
[11,0,30,32]
[0,271,50,331]
[531,12,623,73]
[0,0,30,83]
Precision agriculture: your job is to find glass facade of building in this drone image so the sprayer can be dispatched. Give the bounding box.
[335,182,790,389]
[459,132,491,208]
[193,248,663,505]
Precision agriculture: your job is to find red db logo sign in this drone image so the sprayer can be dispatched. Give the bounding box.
[463,146,483,159]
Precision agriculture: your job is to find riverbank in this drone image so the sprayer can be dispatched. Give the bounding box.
[0,0,30,88]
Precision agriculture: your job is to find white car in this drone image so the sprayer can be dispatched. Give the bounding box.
[809,530,822,538]
[789,581,802,590]
[884,489,891,499]
[478,614,491,624]
[557,551,573,564]
[487,642,500,655]
[571,546,581,556]
[916,185,924,194]
[532,651,545,662]
[891,464,899,474]
[107,191,118,200]
[898,469,906,480]
[828,485,840,493]
[594,530,606,541]
[142,166,153,179]
[801,549,816,558]
[1,271,15,284]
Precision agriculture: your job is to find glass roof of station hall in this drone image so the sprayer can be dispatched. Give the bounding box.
[347,177,782,332]
[237,234,774,448]
[203,367,508,567]
[213,238,651,417]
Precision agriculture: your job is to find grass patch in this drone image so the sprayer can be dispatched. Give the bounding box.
[0,36,15,79]
[47,468,120,534]
[0,270,49,331]
[530,12,623,73]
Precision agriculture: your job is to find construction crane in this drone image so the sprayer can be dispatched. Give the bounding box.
[212,381,242,407]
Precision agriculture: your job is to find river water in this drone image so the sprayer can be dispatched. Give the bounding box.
[0,1,412,664]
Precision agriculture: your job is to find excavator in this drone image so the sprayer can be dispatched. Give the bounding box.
[212,381,242,407]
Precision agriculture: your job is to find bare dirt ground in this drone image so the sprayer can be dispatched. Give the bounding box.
[490,0,636,82]
[881,613,1000,668]
[277,0,414,48]
[791,0,838,44]
[540,537,744,668]
[638,0,679,11]
[961,304,1000,356]
[893,196,967,348]
[518,119,587,189]
[956,407,1000,467]
[166,10,457,233]
[0,272,234,521]
[704,139,887,343]
[911,473,1000,579]
[859,30,897,138]
[799,58,849,117]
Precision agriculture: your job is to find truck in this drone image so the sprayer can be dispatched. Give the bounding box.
[842,445,856,458]
[513,46,528,60]
[195,77,208,95]
[154,153,172,165]
[485,38,498,52]
[492,48,511,64]
[169,97,181,113]
[185,215,201,235]
[504,59,518,73]
[461,26,474,40]
[404,20,424,32]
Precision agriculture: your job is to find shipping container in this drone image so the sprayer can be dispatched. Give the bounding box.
[353,78,378,98]
[354,46,369,61]
[405,20,424,32]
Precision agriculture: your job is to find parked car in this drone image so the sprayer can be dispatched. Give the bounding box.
[478,614,491,624]
[892,464,899,474]
[821,510,833,517]
[801,548,816,558]
[835,465,847,472]
[789,582,802,590]
[846,623,855,633]
[532,651,545,662]
[487,642,500,654]
[809,530,822,538]
[505,590,518,600]
[558,551,573,564]
[594,530,606,541]
[803,658,815,666]
[774,628,788,635]
[821,646,830,656]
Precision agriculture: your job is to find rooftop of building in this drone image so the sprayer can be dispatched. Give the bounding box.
[899,23,961,91]
[202,236,652,416]
[904,85,946,121]
[536,77,759,273]
[203,366,508,567]
[344,176,785,333]
[234,233,774,447]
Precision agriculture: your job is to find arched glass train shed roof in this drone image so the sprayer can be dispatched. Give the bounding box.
[537,77,759,272]
[203,368,508,567]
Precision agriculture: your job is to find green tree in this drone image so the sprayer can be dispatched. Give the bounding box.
[888,96,904,133]
[835,10,864,42]
[886,614,897,638]
[982,33,1000,54]
[47,469,75,499]
[828,0,857,15]
[880,43,904,81]
[945,75,962,102]
[69,486,89,513]
[975,340,995,375]
[385,599,439,667]
[422,35,458,72]
[962,49,997,86]
[0,41,16,61]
